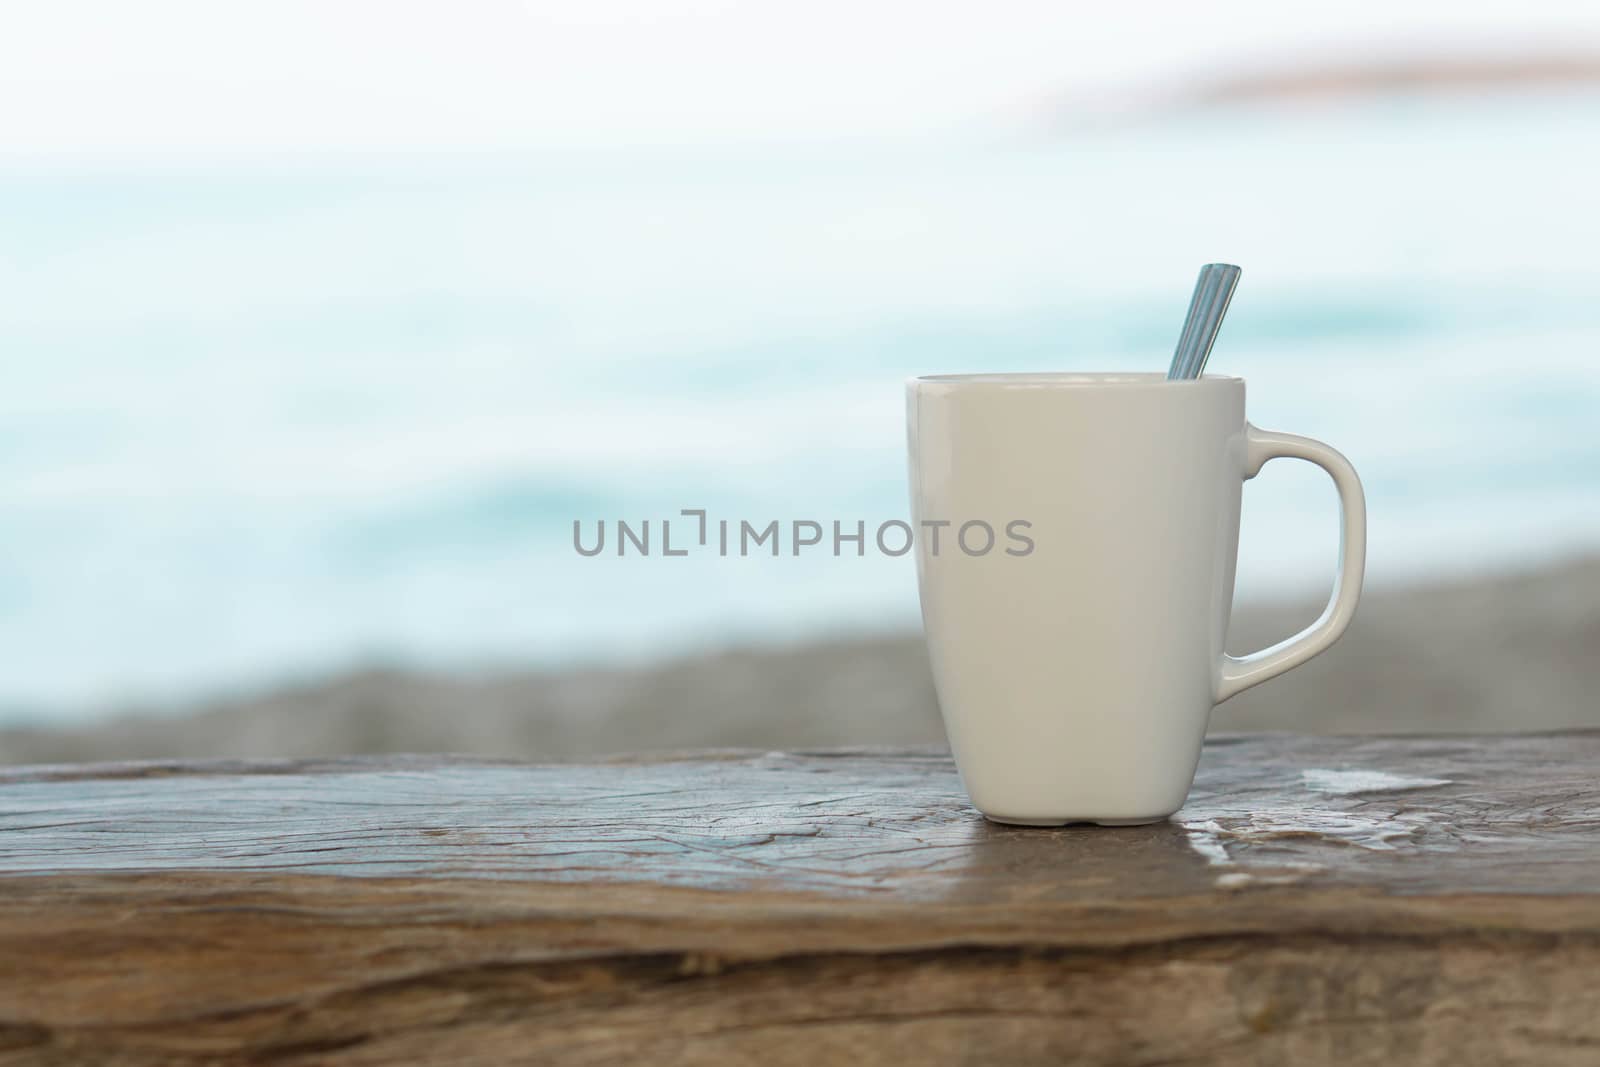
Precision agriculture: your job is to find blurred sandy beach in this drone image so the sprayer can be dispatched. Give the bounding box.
[3,554,1593,764]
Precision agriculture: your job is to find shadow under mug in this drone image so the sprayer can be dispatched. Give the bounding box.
[907,372,1365,826]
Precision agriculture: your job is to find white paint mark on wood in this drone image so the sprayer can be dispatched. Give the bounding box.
[1182,806,1433,859]
[1182,820,1234,866]
[1301,769,1452,794]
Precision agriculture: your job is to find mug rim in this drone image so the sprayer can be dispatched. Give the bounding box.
[909,371,1242,389]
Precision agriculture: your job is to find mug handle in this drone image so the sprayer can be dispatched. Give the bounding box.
[1215,424,1367,703]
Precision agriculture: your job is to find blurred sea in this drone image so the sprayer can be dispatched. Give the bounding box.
[3,93,1600,718]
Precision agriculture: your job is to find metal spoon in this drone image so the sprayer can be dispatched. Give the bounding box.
[1166,263,1241,380]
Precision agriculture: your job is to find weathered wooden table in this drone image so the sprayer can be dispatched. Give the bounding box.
[1,733,1597,1065]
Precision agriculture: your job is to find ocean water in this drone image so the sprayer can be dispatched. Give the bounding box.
[4,94,1600,717]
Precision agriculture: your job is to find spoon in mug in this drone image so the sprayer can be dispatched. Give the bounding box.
[1166,263,1241,380]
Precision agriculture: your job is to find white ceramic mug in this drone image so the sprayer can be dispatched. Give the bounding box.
[907,372,1365,826]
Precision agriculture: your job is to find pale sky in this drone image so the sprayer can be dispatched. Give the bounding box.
[3,0,1600,156]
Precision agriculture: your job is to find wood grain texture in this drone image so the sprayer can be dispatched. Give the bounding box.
[1,734,1599,1065]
